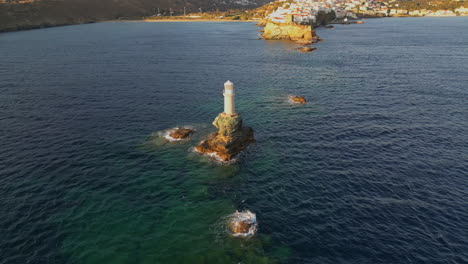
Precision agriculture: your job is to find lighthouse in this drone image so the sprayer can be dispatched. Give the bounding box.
[223,80,236,116]
[194,80,254,161]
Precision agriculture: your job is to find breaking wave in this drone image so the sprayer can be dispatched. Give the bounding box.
[191,146,238,164]
[226,210,257,238]
[156,126,196,142]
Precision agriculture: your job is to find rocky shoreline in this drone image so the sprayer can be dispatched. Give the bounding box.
[0,21,96,33]
[259,14,326,46]
[261,21,318,43]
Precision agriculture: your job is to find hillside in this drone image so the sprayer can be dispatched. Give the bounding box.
[389,0,467,11]
[0,0,270,32]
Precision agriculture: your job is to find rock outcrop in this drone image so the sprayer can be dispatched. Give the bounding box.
[291,96,307,104]
[227,210,257,237]
[169,128,194,139]
[194,113,254,161]
[261,14,318,43]
[262,22,316,42]
[256,19,268,27]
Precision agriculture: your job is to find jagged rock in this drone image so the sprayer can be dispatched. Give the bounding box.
[169,128,194,139]
[298,46,317,53]
[256,19,268,27]
[212,113,243,137]
[287,37,321,46]
[227,210,257,237]
[195,127,254,161]
[295,40,312,45]
[195,113,254,161]
[291,96,307,104]
[262,22,317,42]
[228,219,251,234]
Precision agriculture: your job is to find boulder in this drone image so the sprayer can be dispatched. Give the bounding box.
[291,96,307,104]
[168,128,194,139]
[228,219,251,234]
[227,210,257,237]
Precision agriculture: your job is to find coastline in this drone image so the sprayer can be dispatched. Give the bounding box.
[0,21,97,33]
[142,19,255,23]
[2,15,467,34]
[0,18,255,33]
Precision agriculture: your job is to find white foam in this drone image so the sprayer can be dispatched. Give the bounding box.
[160,126,195,142]
[226,210,258,238]
[192,147,237,164]
[288,95,302,104]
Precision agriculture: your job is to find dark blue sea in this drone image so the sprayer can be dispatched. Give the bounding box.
[1,17,467,264]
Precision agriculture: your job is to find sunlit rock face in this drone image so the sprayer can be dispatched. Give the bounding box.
[168,128,194,139]
[290,95,307,104]
[213,113,243,136]
[262,22,317,42]
[195,113,254,161]
[226,210,257,237]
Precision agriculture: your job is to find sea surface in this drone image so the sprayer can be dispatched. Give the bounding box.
[1,17,467,264]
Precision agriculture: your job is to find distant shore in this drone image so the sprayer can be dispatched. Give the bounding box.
[2,15,467,34]
[142,19,255,23]
[0,21,96,33]
[0,18,256,33]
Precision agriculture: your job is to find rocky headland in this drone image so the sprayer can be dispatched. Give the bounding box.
[195,113,254,162]
[261,15,318,44]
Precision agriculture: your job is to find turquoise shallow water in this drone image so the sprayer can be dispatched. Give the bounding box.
[1,18,468,263]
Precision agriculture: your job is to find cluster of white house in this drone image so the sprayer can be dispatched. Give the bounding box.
[266,0,387,24]
[391,6,468,16]
[266,0,468,24]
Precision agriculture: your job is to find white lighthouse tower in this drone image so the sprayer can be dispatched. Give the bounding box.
[223,80,236,116]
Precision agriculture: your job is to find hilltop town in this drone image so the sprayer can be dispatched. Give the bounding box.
[258,0,468,24]
[1,0,468,32]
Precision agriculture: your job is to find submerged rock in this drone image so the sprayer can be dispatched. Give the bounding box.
[227,210,257,237]
[325,25,334,29]
[169,128,194,139]
[295,40,312,45]
[298,46,317,53]
[297,37,321,45]
[291,96,307,104]
[195,113,254,161]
